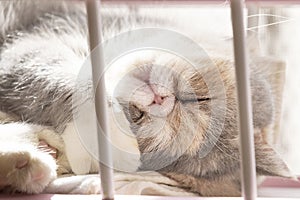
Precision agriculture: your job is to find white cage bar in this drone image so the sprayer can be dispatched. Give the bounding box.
[230,0,257,200]
[86,0,114,199]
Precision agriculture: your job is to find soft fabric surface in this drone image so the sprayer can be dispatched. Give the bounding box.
[44,172,196,196]
[0,194,299,200]
[44,173,300,196]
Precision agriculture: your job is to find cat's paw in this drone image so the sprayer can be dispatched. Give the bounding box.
[0,144,57,194]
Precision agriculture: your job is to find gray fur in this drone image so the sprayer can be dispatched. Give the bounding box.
[0,1,86,132]
[0,0,160,132]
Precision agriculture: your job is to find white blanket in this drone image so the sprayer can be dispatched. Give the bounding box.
[45,172,196,196]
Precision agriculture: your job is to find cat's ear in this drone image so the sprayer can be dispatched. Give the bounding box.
[254,135,293,178]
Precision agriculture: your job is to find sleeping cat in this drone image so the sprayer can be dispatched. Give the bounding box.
[114,52,292,196]
[0,0,292,196]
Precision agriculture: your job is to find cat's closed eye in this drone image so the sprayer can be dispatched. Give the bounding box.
[176,92,211,104]
[179,97,211,104]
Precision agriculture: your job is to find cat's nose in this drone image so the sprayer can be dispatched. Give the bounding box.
[149,94,175,117]
[153,94,166,105]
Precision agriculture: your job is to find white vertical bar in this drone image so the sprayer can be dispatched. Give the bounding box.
[230,1,257,200]
[86,0,114,199]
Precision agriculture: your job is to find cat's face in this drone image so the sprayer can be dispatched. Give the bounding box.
[114,53,292,180]
[114,53,227,168]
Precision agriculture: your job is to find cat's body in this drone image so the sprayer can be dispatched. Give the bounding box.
[0,0,292,196]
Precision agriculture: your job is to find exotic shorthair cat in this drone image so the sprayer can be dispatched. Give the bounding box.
[0,0,293,196]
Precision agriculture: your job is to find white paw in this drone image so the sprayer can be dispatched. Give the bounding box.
[0,144,57,193]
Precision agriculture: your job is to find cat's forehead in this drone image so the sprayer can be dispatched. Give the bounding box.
[151,57,210,88]
[109,49,206,81]
[134,53,203,79]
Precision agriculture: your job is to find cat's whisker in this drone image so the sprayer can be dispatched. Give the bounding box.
[247,13,289,20]
[247,19,292,31]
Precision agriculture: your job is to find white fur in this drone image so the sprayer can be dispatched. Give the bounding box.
[62,111,141,175]
[62,122,97,175]
[0,123,57,193]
